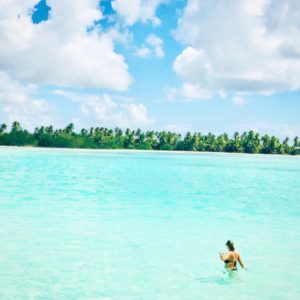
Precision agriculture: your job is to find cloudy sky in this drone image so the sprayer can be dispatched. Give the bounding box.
[0,0,299,137]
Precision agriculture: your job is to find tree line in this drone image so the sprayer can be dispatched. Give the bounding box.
[0,121,299,155]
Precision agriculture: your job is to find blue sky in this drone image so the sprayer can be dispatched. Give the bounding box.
[0,0,299,138]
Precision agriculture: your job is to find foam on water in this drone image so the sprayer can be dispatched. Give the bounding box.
[0,147,300,299]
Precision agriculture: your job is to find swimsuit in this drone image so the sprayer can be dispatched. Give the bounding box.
[224,260,237,271]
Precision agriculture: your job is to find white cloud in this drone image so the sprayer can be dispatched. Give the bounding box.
[112,0,167,26]
[136,34,164,59]
[136,47,151,58]
[0,72,54,129]
[173,47,212,85]
[229,121,300,138]
[53,90,154,129]
[232,96,246,106]
[122,103,153,127]
[151,16,162,27]
[173,0,300,97]
[146,34,164,57]
[146,34,162,46]
[0,0,131,90]
[167,82,212,101]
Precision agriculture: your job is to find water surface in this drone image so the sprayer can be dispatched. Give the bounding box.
[0,147,300,299]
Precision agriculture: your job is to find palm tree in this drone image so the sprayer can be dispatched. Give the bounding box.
[281,137,290,154]
[89,127,94,137]
[204,132,216,151]
[0,123,7,133]
[11,121,21,133]
[64,123,74,135]
[225,132,241,152]
[214,133,229,152]
[269,136,281,154]
[45,125,54,135]
[114,127,123,137]
[243,131,260,153]
[261,134,271,154]
[146,130,157,149]
[124,130,135,148]
[80,128,88,137]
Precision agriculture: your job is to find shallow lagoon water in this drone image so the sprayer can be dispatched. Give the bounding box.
[0,147,300,299]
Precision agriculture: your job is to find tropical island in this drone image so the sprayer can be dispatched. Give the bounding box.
[0,121,299,155]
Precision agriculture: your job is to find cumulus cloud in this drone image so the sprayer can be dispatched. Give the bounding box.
[146,34,164,57]
[0,0,131,90]
[167,82,212,101]
[136,47,151,58]
[136,34,164,58]
[0,72,54,129]
[53,90,154,129]
[112,0,167,26]
[173,0,300,98]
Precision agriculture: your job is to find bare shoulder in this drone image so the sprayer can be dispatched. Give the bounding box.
[227,251,235,259]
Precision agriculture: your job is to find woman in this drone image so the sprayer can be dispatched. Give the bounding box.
[219,240,245,271]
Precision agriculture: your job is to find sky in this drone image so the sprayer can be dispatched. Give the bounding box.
[0,0,299,138]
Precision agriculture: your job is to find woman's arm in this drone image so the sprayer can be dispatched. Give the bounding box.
[237,254,245,269]
[219,252,224,261]
[220,252,230,261]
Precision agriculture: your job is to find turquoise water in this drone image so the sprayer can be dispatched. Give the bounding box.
[0,147,300,300]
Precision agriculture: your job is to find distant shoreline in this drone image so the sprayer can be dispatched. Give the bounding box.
[1,145,299,157]
[1,122,299,155]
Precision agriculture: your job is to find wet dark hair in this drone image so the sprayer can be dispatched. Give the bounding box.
[226,240,235,251]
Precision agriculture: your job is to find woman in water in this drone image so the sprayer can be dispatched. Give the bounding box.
[219,240,245,271]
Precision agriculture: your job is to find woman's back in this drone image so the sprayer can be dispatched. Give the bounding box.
[220,241,245,271]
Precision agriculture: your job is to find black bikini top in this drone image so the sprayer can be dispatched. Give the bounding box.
[224,259,237,266]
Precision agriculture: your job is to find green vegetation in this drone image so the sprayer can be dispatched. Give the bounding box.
[0,121,299,155]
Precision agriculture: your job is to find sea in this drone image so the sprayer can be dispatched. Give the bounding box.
[0,147,300,299]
